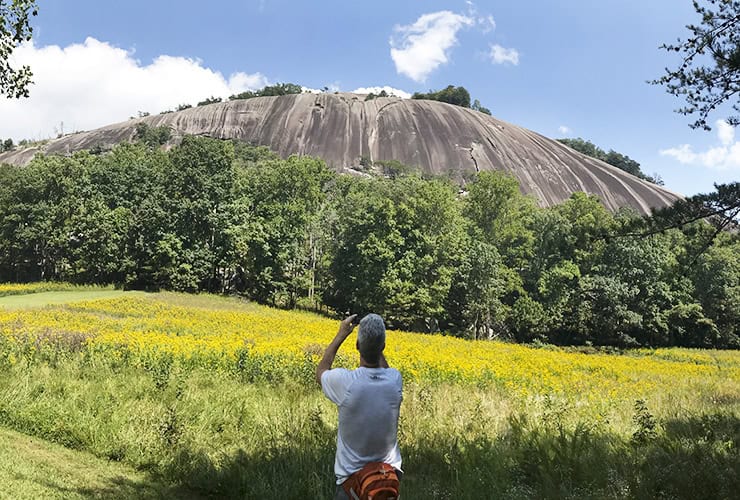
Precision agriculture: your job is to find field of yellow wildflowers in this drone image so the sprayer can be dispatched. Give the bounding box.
[0,291,737,499]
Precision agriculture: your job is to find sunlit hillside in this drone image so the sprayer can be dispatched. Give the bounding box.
[1,289,737,498]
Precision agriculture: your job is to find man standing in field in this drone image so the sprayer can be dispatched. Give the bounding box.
[317,313,403,500]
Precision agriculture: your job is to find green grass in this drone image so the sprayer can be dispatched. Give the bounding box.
[0,282,112,298]
[0,290,141,309]
[0,427,201,499]
[0,290,737,499]
[0,350,737,498]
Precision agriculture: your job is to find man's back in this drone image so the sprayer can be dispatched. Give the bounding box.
[322,366,403,482]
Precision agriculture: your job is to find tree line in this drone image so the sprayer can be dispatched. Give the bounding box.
[0,134,737,348]
[557,137,663,185]
[412,85,492,115]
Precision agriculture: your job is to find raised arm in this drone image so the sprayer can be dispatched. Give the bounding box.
[316,314,356,386]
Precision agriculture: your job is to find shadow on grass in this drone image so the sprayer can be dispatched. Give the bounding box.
[14,413,740,500]
[399,413,739,500]
[20,472,205,500]
[120,412,738,500]
[631,413,740,500]
[161,446,337,499]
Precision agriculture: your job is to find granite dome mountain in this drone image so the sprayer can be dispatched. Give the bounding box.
[0,92,680,214]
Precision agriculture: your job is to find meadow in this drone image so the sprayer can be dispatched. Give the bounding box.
[0,287,737,499]
[0,282,112,297]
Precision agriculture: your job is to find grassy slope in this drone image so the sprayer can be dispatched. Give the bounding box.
[0,427,200,500]
[0,290,141,309]
[0,290,737,498]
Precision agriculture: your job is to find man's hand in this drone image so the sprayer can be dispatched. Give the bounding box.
[316,314,358,386]
[337,314,357,340]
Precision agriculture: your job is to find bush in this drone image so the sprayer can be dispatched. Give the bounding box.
[197,96,222,106]
[229,83,302,101]
[412,85,471,108]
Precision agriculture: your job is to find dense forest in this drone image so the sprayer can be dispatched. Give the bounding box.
[0,132,737,348]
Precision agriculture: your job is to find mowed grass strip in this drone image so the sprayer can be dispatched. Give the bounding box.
[0,427,202,500]
[0,282,113,297]
[0,290,142,310]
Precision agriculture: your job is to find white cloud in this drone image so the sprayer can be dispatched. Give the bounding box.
[300,83,343,94]
[390,11,474,82]
[717,119,735,146]
[227,71,269,92]
[301,86,322,94]
[350,86,411,99]
[464,1,496,32]
[479,15,497,33]
[489,44,519,65]
[660,120,740,170]
[0,37,268,141]
[558,125,572,135]
[660,144,697,164]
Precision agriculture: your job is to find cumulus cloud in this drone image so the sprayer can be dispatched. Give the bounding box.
[351,86,411,99]
[389,5,515,81]
[660,120,740,170]
[0,37,268,141]
[390,11,474,82]
[660,144,697,164]
[717,119,735,146]
[558,125,572,135]
[489,44,519,65]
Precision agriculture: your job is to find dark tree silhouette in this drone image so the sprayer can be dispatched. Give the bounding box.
[652,0,740,130]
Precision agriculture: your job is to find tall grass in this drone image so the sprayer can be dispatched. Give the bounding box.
[0,350,736,498]
[0,282,112,297]
[0,292,737,498]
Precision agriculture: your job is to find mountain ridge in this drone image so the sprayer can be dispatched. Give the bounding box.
[0,92,681,214]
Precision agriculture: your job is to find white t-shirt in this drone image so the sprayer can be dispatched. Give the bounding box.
[321,366,403,484]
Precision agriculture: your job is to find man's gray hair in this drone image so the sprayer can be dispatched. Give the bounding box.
[357,314,386,362]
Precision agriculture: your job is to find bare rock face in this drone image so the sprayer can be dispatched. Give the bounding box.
[0,93,681,213]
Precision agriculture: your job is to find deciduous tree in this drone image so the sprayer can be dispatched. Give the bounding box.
[0,0,37,98]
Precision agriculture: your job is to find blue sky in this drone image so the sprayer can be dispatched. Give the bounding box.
[2,0,738,196]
